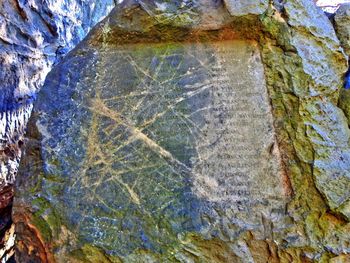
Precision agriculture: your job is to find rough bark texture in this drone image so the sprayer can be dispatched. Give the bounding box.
[0,0,115,260]
[11,0,350,262]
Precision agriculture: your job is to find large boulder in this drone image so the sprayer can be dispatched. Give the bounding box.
[13,0,350,262]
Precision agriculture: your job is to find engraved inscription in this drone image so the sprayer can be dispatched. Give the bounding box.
[191,42,285,226]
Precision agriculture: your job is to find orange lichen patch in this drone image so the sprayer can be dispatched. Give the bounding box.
[13,205,55,263]
[273,139,294,198]
[216,27,242,41]
[245,232,315,263]
[322,211,348,226]
[248,240,280,263]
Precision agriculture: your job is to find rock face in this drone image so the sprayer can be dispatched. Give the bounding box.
[334,4,350,54]
[0,0,115,180]
[335,4,350,132]
[13,0,350,262]
[0,0,115,260]
[223,0,268,16]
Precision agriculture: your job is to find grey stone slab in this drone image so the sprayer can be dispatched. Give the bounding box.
[15,40,288,260]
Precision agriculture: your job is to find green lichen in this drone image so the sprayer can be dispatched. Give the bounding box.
[31,213,52,242]
[68,233,243,263]
[31,197,63,243]
[70,244,122,263]
[154,12,197,28]
[338,89,350,124]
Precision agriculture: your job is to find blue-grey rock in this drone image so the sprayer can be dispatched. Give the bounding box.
[223,0,268,16]
[0,0,115,260]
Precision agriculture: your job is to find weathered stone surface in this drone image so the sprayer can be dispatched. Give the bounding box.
[12,0,350,262]
[0,0,115,188]
[0,0,115,260]
[15,35,289,260]
[223,0,268,16]
[335,3,350,54]
[273,0,350,220]
[285,0,345,93]
[0,0,115,110]
[335,4,350,134]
